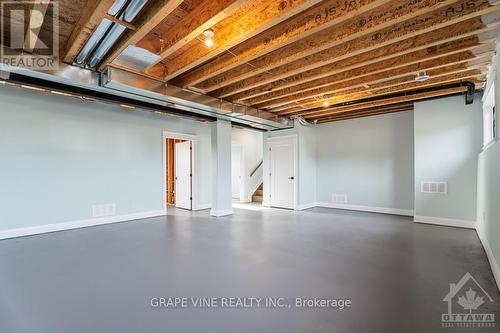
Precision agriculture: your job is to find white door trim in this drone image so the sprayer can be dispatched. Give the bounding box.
[162,131,198,213]
[266,135,298,210]
[231,142,246,202]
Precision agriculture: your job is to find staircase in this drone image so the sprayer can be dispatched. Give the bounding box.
[252,183,263,203]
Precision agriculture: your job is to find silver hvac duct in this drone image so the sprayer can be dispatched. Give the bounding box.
[0,62,292,130]
[103,66,292,129]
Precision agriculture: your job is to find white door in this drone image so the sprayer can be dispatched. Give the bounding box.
[269,139,295,209]
[175,141,192,210]
[231,145,241,199]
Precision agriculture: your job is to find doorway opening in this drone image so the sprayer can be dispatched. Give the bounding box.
[165,136,193,211]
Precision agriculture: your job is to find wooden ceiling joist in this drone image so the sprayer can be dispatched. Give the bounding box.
[225,22,500,102]
[145,0,252,62]
[97,0,185,71]
[276,71,485,115]
[159,0,328,81]
[195,0,493,93]
[302,86,469,119]
[244,39,495,108]
[254,51,490,111]
[210,1,499,99]
[171,0,394,88]
[62,0,115,63]
[315,103,415,123]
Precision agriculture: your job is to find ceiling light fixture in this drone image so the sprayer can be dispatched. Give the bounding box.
[323,100,330,107]
[120,104,135,109]
[51,90,73,97]
[21,84,45,92]
[415,71,430,82]
[203,29,215,48]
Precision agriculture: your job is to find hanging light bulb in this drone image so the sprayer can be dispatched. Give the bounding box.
[203,29,215,48]
[204,38,214,47]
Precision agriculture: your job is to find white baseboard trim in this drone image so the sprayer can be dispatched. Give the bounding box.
[477,227,500,292]
[194,203,211,211]
[296,202,317,211]
[210,208,233,217]
[0,210,166,240]
[316,202,414,216]
[413,215,476,229]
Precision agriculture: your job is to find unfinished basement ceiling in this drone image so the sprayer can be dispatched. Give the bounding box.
[13,0,500,122]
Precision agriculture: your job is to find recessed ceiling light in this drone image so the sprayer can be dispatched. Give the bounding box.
[51,90,73,97]
[21,84,45,92]
[415,71,430,82]
[323,100,330,107]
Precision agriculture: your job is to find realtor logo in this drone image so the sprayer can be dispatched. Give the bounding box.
[442,272,495,328]
[1,1,59,70]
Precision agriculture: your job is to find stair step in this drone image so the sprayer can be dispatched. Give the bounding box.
[252,195,263,202]
[255,189,263,196]
[257,184,263,190]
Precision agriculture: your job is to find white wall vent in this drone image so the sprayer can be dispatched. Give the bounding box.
[92,204,116,218]
[332,194,348,204]
[421,182,447,194]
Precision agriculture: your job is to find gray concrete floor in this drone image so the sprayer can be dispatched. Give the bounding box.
[1,206,499,333]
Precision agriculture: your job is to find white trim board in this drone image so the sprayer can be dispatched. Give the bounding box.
[413,215,476,229]
[194,203,211,211]
[316,202,414,216]
[477,227,500,292]
[296,202,317,211]
[210,208,233,217]
[0,210,165,240]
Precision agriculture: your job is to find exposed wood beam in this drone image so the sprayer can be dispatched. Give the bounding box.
[316,103,415,123]
[104,14,137,31]
[253,51,491,110]
[24,0,50,53]
[151,0,260,63]
[302,86,469,118]
[211,2,500,98]
[97,0,185,72]
[226,22,500,101]
[244,39,496,107]
[276,71,485,115]
[194,0,491,92]
[273,63,488,114]
[159,0,327,81]
[62,0,115,63]
[170,0,393,87]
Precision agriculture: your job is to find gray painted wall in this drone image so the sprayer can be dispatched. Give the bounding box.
[315,111,415,210]
[414,95,483,221]
[0,85,213,230]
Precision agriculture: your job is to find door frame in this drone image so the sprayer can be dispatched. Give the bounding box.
[266,135,298,210]
[162,131,198,213]
[231,142,245,203]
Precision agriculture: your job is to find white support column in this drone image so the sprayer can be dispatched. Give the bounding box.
[211,119,233,217]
